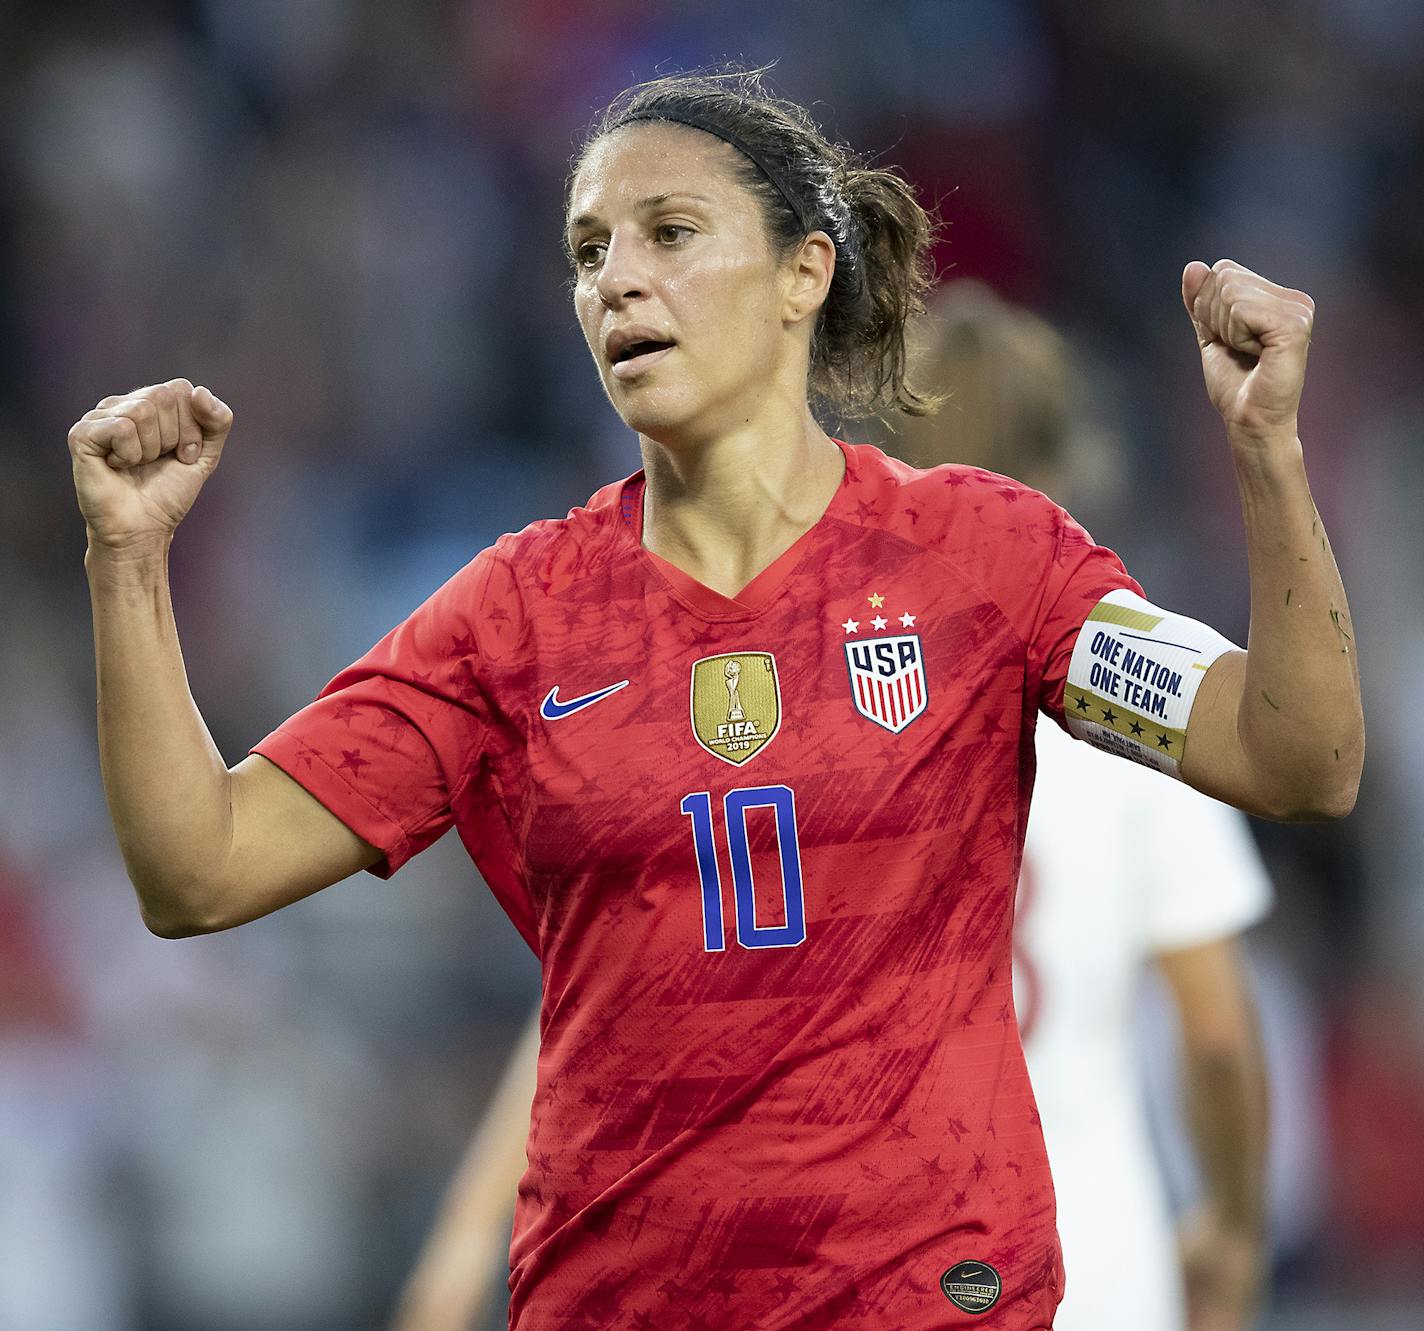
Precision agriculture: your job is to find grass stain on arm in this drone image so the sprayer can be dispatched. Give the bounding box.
[1262,690,1281,711]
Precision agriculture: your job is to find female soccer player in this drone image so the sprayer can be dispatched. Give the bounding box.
[70,71,1361,1330]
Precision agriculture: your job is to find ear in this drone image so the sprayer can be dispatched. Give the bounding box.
[781,230,836,327]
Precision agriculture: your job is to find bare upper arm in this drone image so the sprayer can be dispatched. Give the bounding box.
[1178,651,1275,816]
[199,753,384,932]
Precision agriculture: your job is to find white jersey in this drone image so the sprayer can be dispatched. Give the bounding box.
[1016,716,1273,1331]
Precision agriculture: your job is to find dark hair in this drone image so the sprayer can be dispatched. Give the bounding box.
[573,67,941,420]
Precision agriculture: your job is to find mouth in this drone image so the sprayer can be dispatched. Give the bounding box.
[609,338,676,380]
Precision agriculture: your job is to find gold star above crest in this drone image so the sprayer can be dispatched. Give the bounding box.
[867,592,885,608]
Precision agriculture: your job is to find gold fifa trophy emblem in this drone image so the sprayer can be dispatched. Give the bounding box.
[689,652,781,766]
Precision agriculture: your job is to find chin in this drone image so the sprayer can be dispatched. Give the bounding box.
[610,383,707,445]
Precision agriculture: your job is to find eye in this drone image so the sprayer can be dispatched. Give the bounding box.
[656,223,693,245]
[573,240,606,271]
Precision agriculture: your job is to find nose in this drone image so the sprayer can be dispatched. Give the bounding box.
[594,227,650,309]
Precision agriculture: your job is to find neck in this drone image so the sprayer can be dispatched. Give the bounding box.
[639,405,845,600]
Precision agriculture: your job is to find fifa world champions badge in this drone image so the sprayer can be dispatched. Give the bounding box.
[841,592,927,734]
[689,651,781,765]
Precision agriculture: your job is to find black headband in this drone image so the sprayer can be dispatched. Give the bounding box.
[617,110,814,234]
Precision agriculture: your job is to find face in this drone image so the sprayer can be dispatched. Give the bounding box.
[566,122,807,444]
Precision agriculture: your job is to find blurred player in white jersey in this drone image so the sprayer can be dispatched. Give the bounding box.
[893,282,1273,1331]
[389,284,1276,1331]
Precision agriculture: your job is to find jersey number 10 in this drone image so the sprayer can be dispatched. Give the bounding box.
[680,785,807,951]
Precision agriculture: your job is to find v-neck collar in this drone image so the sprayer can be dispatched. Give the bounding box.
[617,437,859,622]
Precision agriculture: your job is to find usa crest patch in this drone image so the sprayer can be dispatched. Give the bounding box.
[845,634,928,733]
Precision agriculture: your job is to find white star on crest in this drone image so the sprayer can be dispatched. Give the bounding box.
[841,617,860,634]
[871,615,888,631]
[899,611,916,627]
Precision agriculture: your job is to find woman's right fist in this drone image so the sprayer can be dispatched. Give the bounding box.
[68,379,233,551]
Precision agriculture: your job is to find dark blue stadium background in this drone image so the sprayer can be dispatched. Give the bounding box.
[2,2,1422,1327]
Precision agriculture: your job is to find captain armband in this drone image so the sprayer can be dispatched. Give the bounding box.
[1062,589,1241,778]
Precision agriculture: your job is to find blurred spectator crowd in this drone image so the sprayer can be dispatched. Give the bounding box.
[2,2,1423,1327]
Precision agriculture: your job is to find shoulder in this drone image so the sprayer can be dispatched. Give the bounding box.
[839,440,1073,569]
[483,471,637,597]
[402,471,635,659]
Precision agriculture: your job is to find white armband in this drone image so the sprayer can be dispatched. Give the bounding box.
[1063,589,1241,778]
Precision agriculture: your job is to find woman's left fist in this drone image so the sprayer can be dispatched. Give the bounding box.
[1181,259,1314,446]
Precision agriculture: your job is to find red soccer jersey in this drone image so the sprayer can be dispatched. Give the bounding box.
[254,440,1141,1329]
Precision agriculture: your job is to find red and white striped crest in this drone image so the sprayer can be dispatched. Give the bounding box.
[844,634,928,733]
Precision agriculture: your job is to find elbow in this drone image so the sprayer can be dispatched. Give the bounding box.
[141,911,208,940]
[1261,770,1361,823]
[134,875,233,939]
[1316,775,1361,821]
[1304,736,1365,821]
[1248,730,1364,823]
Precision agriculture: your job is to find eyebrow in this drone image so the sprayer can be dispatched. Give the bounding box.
[566,192,712,237]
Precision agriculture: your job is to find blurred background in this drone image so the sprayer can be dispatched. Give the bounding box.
[2,1,1422,1327]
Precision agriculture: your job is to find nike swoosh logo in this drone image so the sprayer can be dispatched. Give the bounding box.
[540,679,630,720]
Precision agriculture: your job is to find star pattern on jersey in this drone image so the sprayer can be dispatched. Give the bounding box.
[333,700,362,724]
[978,712,1005,740]
[257,455,1105,1329]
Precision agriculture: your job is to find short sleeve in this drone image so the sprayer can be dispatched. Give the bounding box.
[251,549,522,878]
[1027,502,1143,723]
[1133,777,1275,952]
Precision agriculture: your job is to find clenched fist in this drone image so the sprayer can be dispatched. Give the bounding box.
[68,378,233,552]
[1182,259,1314,448]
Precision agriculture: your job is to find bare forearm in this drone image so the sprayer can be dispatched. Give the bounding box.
[87,537,234,934]
[1233,434,1363,814]
[1181,1032,1269,1235]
